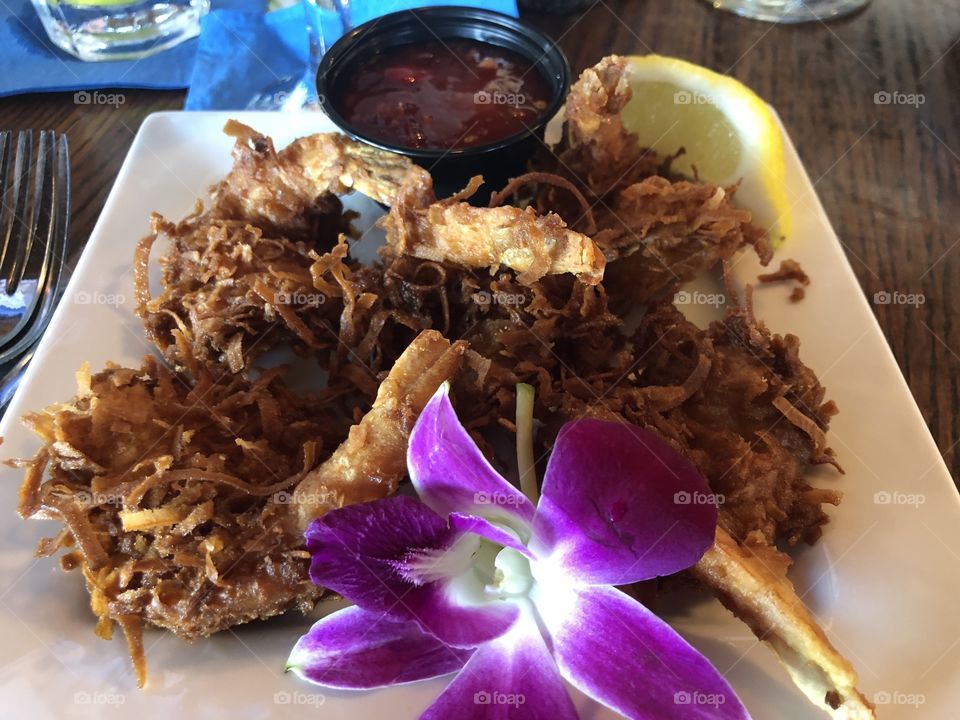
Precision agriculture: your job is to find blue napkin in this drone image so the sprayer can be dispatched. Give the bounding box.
[0,0,202,97]
[184,0,519,110]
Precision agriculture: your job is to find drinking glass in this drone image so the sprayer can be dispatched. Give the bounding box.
[304,0,351,80]
[31,0,209,61]
[707,0,869,23]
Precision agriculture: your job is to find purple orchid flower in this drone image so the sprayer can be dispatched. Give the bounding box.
[287,383,749,719]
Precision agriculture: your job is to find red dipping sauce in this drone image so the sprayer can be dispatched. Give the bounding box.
[333,39,552,151]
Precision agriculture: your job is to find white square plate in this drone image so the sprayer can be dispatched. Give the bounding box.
[0,111,957,719]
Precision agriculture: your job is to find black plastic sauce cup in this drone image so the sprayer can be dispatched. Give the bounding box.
[316,7,570,203]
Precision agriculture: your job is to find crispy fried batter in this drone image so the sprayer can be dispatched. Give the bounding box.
[135,214,359,374]
[11,357,348,685]
[296,330,467,528]
[136,120,426,376]
[759,258,810,286]
[530,55,772,304]
[381,173,606,286]
[598,178,773,306]
[283,129,432,207]
[631,301,842,545]
[692,528,876,719]
[322,251,627,439]
[551,55,660,199]
[759,258,811,304]
[522,297,843,547]
[212,120,422,237]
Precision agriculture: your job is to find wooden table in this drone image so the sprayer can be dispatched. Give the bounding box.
[1,0,957,483]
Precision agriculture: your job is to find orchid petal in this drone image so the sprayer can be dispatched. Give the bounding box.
[306,496,452,614]
[535,584,750,720]
[306,496,518,647]
[532,419,717,585]
[408,384,535,532]
[287,606,471,689]
[449,513,533,558]
[420,606,578,720]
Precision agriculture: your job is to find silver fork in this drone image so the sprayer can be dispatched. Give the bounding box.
[0,130,70,407]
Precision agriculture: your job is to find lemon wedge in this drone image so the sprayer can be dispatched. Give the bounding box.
[619,55,791,244]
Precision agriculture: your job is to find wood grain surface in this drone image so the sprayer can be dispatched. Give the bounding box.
[0,0,957,483]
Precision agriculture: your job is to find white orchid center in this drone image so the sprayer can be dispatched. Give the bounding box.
[491,546,533,597]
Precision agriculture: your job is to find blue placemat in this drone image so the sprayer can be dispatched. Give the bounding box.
[0,0,211,97]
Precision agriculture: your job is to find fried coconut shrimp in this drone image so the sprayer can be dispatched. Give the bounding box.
[542,295,841,548]
[135,120,430,375]
[295,329,467,528]
[549,55,662,199]
[651,302,841,544]
[381,173,606,286]
[531,55,771,305]
[596,177,772,307]
[211,119,426,239]
[135,216,360,374]
[12,330,464,686]
[693,528,876,719]
[12,356,347,686]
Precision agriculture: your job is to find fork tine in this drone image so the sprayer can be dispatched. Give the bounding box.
[0,132,10,275]
[44,132,69,300]
[0,131,18,290]
[0,131,33,295]
[54,134,70,268]
[15,131,55,297]
[0,131,11,203]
